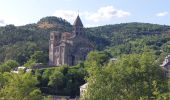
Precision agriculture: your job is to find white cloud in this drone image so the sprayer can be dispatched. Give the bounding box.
[85,6,130,22]
[0,9,22,26]
[156,11,168,17]
[53,10,78,23]
[0,19,5,26]
[53,6,131,23]
[0,15,22,26]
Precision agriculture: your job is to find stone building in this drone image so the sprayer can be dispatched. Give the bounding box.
[160,55,170,78]
[49,15,93,66]
[80,83,88,97]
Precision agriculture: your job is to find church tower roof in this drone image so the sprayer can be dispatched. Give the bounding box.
[73,15,83,27]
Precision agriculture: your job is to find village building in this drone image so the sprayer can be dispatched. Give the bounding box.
[80,83,88,97]
[160,55,170,78]
[49,15,93,66]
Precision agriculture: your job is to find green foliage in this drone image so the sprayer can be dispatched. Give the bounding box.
[35,65,86,97]
[31,51,48,63]
[0,72,42,100]
[82,51,169,100]
[0,60,19,73]
[0,64,10,73]
[24,51,48,67]
[48,70,65,89]
[85,51,111,67]
[4,60,19,69]
[86,23,169,51]
[0,73,5,88]
[37,16,72,31]
[24,59,36,68]
[3,42,39,65]
[0,16,72,65]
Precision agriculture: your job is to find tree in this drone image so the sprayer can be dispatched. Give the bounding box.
[0,73,5,88]
[85,51,110,66]
[24,51,48,67]
[48,70,65,89]
[0,72,42,100]
[0,60,19,73]
[4,60,19,69]
[30,51,48,64]
[82,52,168,100]
[85,51,110,75]
[0,64,10,73]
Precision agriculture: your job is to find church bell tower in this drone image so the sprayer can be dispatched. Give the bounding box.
[73,15,84,36]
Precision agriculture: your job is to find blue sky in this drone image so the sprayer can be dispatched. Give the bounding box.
[0,0,169,27]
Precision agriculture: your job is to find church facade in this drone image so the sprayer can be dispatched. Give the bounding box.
[49,15,93,66]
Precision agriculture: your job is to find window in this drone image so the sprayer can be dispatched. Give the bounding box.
[51,35,53,39]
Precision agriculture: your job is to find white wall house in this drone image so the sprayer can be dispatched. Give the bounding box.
[160,55,170,78]
[11,66,32,73]
[80,83,88,97]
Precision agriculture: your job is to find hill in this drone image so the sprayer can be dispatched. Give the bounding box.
[0,16,72,64]
[0,16,170,64]
[86,23,170,55]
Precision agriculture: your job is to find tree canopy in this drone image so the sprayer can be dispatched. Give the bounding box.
[82,51,169,100]
[0,72,42,100]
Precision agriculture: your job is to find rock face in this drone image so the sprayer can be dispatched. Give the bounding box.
[49,15,93,66]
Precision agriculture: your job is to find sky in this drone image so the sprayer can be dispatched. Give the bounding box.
[0,0,170,27]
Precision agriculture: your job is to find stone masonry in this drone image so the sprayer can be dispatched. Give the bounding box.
[49,15,93,66]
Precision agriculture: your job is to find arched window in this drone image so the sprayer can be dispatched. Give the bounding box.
[50,35,53,39]
[71,55,75,65]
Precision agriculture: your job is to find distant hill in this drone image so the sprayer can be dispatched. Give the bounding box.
[86,23,170,50]
[0,16,170,64]
[37,16,72,30]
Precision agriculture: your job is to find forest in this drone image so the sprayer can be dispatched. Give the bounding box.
[0,16,170,99]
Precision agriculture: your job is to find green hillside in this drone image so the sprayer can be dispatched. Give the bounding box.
[0,16,170,65]
[86,23,170,55]
[0,16,72,64]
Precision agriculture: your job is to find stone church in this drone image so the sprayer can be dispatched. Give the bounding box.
[49,15,93,66]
